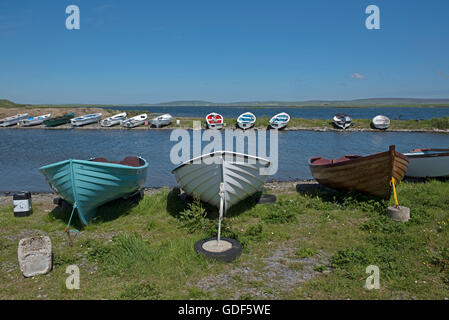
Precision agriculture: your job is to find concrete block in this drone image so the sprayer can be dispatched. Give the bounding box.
[18,236,52,278]
[387,206,410,222]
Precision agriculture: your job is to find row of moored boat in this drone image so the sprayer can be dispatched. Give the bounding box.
[39,146,449,226]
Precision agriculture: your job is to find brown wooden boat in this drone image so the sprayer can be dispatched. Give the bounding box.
[309,145,409,199]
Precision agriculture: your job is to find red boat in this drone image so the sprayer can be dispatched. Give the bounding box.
[309,145,409,199]
[205,112,224,129]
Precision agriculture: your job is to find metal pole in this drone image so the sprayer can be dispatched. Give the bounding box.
[217,182,225,246]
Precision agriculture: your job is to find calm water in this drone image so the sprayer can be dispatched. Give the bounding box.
[102,106,449,120]
[1,129,448,192]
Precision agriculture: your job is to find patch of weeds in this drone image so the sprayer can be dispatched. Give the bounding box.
[340,192,387,213]
[330,247,370,269]
[87,243,112,263]
[314,265,327,273]
[178,195,213,233]
[430,246,449,272]
[53,253,78,267]
[295,247,317,259]
[239,294,254,300]
[244,224,265,241]
[262,201,297,224]
[120,282,160,300]
[288,262,304,271]
[361,214,405,234]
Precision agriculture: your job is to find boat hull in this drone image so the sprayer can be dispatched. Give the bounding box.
[372,115,390,130]
[309,146,409,199]
[206,113,224,129]
[71,114,102,127]
[404,149,449,178]
[333,114,352,129]
[44,113,75,127]
[39,158,148,225]
[269,113,290,129]
[121,114,148,128]
[0,114,29,127]
[237,112,256,130]
[172,151,271,212]
[101,113,127,127]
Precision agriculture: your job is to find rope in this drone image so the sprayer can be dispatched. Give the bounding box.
[391,178,399,207]
[65,202,80,246]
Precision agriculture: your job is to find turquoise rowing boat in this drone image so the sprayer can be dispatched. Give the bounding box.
[39,157,149,225]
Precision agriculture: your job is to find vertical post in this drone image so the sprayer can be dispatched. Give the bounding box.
[217,182,225,246]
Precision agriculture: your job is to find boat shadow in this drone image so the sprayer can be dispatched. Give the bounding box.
[295,181,388,205]
[165,188,262,220]
[48,193,143,229]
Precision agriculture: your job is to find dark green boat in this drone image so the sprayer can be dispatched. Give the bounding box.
[43,113,75,127]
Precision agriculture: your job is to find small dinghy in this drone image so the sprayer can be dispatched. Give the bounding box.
[403,148,449,178]
[205,112,224,129]
[372,115,390,130]
[44,113,75,127]
[333,113,352,129]
[269,112,290,129]
[20,114,51,127]
[237,112,256,130]
[101,112,127,127]
[172,151,271,211]
[0,113,29,127]
[70,113,103,127]
[150,114,173,128]
[121,114,148,128]
[40,156,149,225]
[309,145,409,199]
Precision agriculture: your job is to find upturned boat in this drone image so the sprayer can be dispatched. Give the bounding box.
[39,157,149,225]
[172,151,271,212]
[0,113,29,127]
[309,145,409,199]
[70,113,103,127]
[205,112,224,129]
[121,114,148,128]
[403,148,449,178]
[150,114,173,128]
[43,113,75,127]
[269,112,290,129]
[100,112,127,127]
[372,115,390,130]
[20,114,51,127]
[237,112,256,130]
[333,113,352,129]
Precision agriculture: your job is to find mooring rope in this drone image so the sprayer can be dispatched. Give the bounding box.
[65,202,80,246]
[391,178,399,207]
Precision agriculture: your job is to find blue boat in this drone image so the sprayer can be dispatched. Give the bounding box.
[39,157,149,225]
[269,112,290,129]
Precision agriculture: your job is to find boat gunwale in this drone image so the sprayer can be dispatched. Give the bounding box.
[404,148,449,159]
[172,151,271,174]
[39,157,149,172]
[308,146,409,169]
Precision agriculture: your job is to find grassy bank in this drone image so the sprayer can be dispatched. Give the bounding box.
[1,180,448,299]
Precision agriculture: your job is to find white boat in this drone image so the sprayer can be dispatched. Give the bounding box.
[70,113,102,127]
[205,112,224,129]
[269,112,290,129]
[372,115,390,130]
[100,112,127,127]
[150,114,173,128]
[121,114,148,128]
[0,113,29,127]
[172,151,271,212]
[237,112,256,130]
[403,148,449,178]
[333,113,352,129]
[19,114,51,127]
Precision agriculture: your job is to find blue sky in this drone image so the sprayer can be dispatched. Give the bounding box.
[1,0,449,104]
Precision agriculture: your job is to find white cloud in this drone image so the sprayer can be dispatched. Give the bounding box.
[351,73,366,80]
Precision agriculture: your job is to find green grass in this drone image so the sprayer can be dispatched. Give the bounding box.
[0,181,448,299]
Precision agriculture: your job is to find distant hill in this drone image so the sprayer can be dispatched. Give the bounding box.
[3,98,449,108]
[0,99,26,108]
[143,98,449,107]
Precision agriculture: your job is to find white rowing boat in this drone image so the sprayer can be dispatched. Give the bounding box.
[19,114,51,127]
[150,114,172,128]
[121,114,148,128]
[70,113,103,127]
[205,112,224,129]
[0,113,29,127]
[237,112,256,130]
[403,148,449,178]
[100,112,127,127]
[372,115,390,130]
[269,112,290,129]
